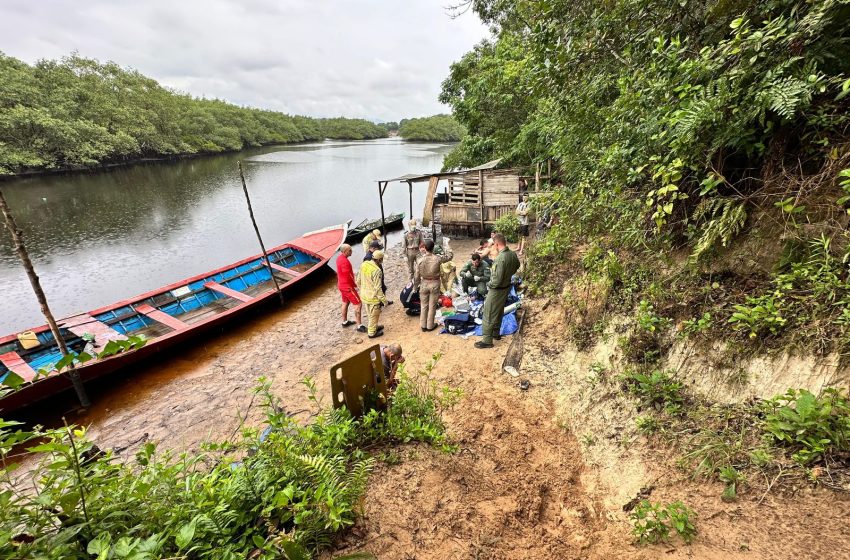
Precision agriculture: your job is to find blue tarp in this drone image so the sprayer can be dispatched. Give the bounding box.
[473,310,519,337]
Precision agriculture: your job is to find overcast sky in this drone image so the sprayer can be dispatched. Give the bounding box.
[0,0,489,121]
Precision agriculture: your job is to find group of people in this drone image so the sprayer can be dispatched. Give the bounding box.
[336,228,391,338]
[335,220,521,349]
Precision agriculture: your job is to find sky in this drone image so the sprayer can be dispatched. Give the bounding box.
[0,0,489,122]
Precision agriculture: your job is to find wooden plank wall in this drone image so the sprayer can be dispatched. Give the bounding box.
[485,205,517,221]
[460,170,520,208]
[435,204,516,224]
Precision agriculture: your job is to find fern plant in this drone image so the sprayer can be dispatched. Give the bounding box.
[689,198,747,263]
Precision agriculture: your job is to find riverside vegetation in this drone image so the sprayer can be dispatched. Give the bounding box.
[0,53,391,175]
[0,356,461,559]
[398,114,466,142]
[441,0,850,544]
[0,52,469,176]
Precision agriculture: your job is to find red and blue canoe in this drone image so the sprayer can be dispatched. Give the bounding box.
[0,223,348,413]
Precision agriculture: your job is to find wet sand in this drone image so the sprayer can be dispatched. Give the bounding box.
[55,239,479,453]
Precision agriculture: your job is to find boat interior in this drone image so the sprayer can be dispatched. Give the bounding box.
[0,328,86,382]
[94,246,319,339]
[0,246,320,378]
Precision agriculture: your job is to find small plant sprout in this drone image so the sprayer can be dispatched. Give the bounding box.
[718,466,745,502]
[635,415,659,434]
[630,500,697,545]
[636,300,672,333]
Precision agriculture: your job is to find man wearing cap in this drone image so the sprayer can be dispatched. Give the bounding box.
[414,238,453,332]
[364,239,392,305]
[359,250,387,338]
[361,228,383,252]
[460,252,491,296]
[403,219,423,280]
[336,244,366,332]
[475,233,520,349]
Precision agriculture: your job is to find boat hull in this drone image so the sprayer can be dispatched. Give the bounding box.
[345,213,405,242]
[0,224,347,414]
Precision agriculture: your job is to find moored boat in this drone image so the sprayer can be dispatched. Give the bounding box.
[0,223,348,414]
[345,212,405,242]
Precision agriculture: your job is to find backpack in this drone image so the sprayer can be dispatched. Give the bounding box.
[444,313,476,335]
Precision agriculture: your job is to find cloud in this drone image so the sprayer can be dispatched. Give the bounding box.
[0,0,489,121]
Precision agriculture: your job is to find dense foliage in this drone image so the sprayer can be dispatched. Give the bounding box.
[377,121,399,133]
[0,53,388,175]
[444,0,850,348]
[0,360,459,559]
[398,114,466,142]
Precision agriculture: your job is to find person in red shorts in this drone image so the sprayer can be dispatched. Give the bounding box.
[336,244,366,332]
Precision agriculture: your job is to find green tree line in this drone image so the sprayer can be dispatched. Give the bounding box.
[398,114,466,141]
[0,53,388,175]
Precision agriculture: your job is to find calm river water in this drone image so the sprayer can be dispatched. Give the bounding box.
[0,138,453,334]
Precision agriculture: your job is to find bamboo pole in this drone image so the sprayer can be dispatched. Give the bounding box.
[0,190,90,407]
[378,181,387,238]
[407,181,413,221]
[237,162,284,306]
[478,169,485,233]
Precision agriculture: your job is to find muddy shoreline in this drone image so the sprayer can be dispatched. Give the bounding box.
[16,237,850,559]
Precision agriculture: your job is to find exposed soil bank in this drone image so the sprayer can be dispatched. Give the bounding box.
[34,238,850,559]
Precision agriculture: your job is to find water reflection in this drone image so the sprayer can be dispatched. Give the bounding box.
[1,138,452,332]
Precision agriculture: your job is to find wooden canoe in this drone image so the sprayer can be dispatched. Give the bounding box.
[0,223,348,414]
[344,212,405,242]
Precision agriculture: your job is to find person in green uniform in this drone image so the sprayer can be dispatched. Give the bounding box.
[460,253,491,296]
[475,233,520,349]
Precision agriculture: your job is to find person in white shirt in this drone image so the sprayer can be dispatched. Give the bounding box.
[516,192,530,256]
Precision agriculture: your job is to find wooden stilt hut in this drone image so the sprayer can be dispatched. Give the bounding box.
[377,159,543,239]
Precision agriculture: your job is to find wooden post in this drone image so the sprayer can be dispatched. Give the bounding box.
[0,190,90,407]
[535,162,540,190]
[237,162,284,306]
[478,169,485,233]
[407,181,413,221]
[378,181,387,238]
[422,175,439,227]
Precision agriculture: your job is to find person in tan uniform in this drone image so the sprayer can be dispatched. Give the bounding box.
[403,219,423,280]
[414,238,453,332]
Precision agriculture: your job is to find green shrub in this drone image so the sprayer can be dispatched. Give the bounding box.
[621,369,684,414]
[636,300,672,333]
[0,359,458,559]
[582,244,624,285]
[680,312,712,337]
[630,500,697,545]
[761,388,850,465]
[493,213,520,243]
[635,415,659,434]
[729,292,787,338]
[360,354,462,451]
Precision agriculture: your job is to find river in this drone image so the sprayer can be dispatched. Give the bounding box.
[0,138,453,334]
